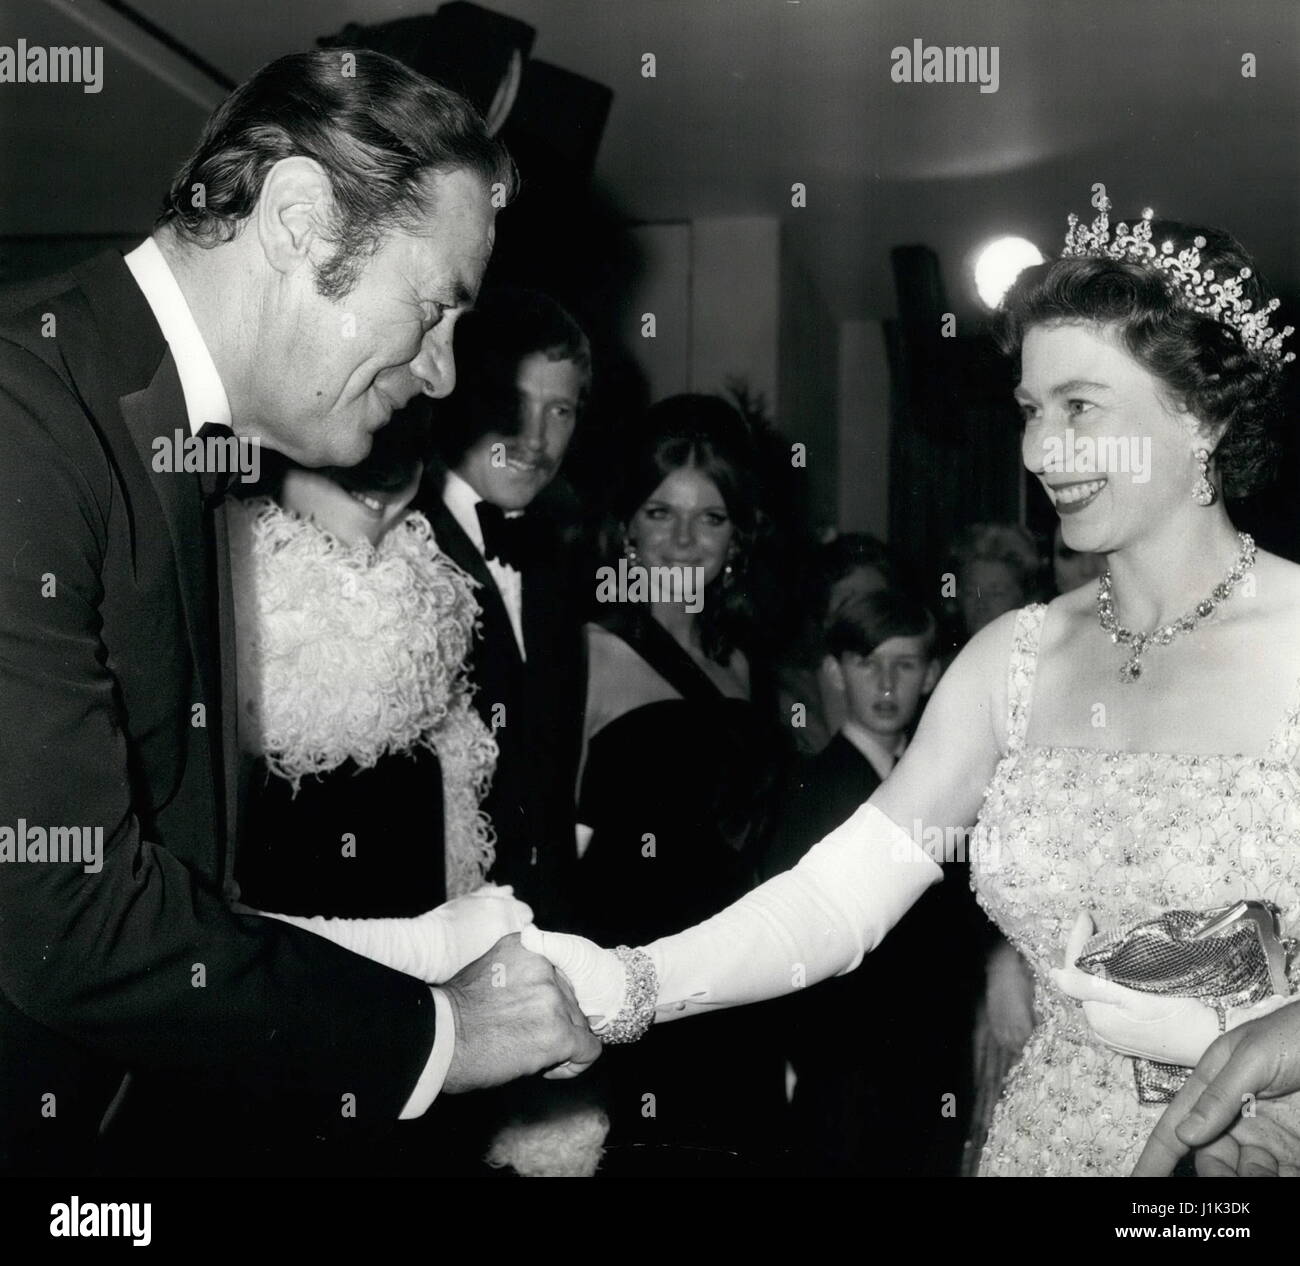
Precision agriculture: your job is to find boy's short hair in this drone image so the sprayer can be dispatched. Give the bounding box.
[825,589,937,661]
[431,286,592,467]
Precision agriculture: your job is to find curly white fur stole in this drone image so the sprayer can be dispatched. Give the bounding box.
[229,499,497,898]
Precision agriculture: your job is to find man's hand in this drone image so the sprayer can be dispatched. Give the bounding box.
[439,933,602,1094]
[426,884,534,982]
[1179,1096,1300,1177]
[519,925,627,1030]
[1134,1000,1300,1176]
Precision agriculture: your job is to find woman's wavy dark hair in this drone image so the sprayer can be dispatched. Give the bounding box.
[996,220,1286,498]
[604,394,770,663]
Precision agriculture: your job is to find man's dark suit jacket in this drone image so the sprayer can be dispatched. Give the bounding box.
[414,476,585,930]
[0,252,438,1174]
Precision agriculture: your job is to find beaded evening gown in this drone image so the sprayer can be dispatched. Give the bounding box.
[970,604,1300,1176]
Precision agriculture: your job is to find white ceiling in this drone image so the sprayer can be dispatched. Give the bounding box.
[3,0,1297,319]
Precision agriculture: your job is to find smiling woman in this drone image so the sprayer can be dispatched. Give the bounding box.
[1000,215,1287,504]
[519,191,1300,1178]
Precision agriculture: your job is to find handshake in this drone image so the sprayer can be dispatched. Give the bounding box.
[412,887,633,1095]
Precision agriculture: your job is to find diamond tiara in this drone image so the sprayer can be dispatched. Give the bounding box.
[1061,192,1295,369]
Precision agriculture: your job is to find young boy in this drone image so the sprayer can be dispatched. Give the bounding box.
[765,589,981,1176]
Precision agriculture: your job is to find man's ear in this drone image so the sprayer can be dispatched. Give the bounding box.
[921,657,941,695]
[255,156,335,278]
[822,653,845,694]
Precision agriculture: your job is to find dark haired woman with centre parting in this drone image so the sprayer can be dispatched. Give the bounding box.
[527,197,1300,1176]
[569,393,793,1172]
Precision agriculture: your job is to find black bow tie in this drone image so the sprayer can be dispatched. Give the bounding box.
[196,422,237,507]
[475,502,533,570]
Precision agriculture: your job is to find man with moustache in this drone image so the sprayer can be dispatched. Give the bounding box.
[416,289,591,930]
[0,50,599,1176]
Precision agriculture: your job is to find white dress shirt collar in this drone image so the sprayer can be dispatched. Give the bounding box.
[441,467,527,545]
[441,467,528,659]
[840,719,907,784]
[442,467,489,552]
[123,237,232,438]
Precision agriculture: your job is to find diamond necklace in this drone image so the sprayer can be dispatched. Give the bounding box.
[1095,531,1256,684]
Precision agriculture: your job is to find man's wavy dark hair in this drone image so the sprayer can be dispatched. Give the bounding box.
[430,287,592,468]
[157,49,516,299]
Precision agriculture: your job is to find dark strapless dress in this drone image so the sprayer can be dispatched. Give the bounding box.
[572,622,791,1173]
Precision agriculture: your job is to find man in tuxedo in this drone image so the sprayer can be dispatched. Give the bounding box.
[0,50,599,1177]
[414,288,591,930]
[764,589,978,1175]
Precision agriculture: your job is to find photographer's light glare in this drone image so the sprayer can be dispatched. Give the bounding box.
[974,236,1046,309]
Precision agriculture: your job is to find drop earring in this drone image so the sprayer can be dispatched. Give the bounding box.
[1191,448,1217,507]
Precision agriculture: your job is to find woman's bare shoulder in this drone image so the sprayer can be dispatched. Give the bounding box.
[1035,584,1095,649]
[1252,550,1300,608]
[585,622,640,684]
[584,620,624,659]
[936,607,1028,750]
[1237,553,1300,671]
[1052,580,1098,614]
[583,622,680,738]
[874,607,1025,833]
[952,604,1030,680]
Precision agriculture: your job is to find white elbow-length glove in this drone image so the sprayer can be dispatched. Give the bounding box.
[521,802,941,1031]
[250,884,534,984]
[1052,911,1295,1067]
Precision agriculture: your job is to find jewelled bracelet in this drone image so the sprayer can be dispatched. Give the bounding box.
[600,946,658,1045]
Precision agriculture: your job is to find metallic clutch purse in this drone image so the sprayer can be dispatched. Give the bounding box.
[1075,900,1297,1104]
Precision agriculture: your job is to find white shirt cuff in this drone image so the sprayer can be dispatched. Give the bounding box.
[398,987,456,1119]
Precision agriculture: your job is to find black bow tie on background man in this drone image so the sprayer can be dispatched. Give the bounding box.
[197,421,237,506]
[475,501,534,570]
